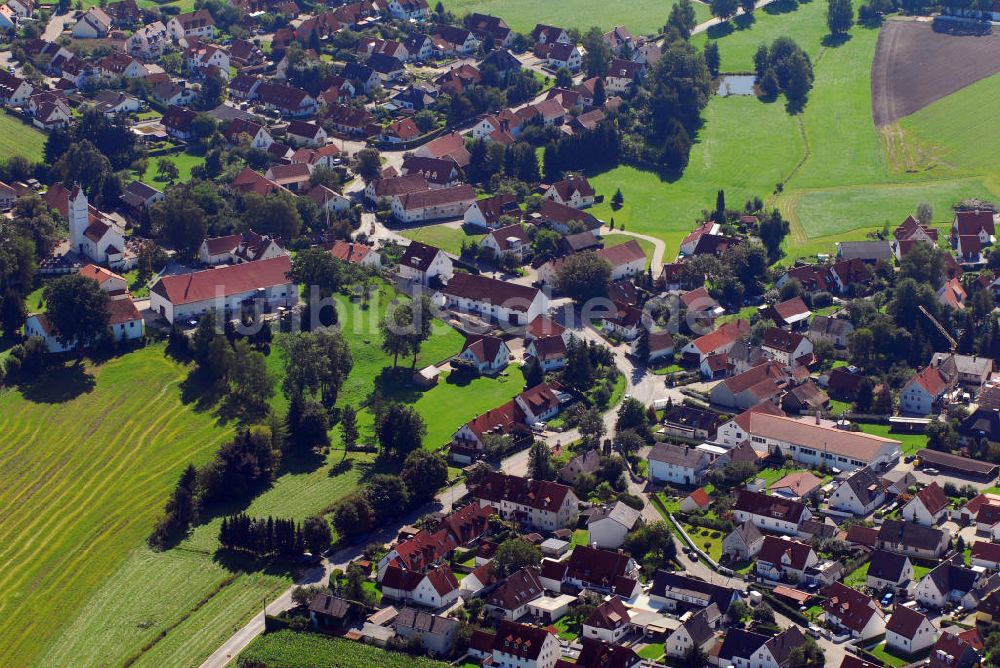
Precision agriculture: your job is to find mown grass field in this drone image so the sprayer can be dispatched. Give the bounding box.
[588,93,804,251]
[0,345,233,666]
[441,0,709,36]
[239,629,450,668]
[899,71,1000,175]
[399,224,484,256]
[0,112,47,163]
[141,151,207,185]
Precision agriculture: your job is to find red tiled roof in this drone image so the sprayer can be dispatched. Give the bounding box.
[150,256,292,305]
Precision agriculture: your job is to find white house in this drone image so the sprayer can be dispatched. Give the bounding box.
[66,186,131,270]
[760,328,814,366]
[914,558,998,610]
[473,472,579,531]
[733,489,811,536]
[380,564,461,609]
[866,550,914,591]
[398,241,453,285]
[665,608,717,659]
[525,335,567,371]
[582,597,632,644]
[458,334,510,374]
[722,521,764,561]
[821,582,885,641]
[167,9,216,41]
[901,483,949,526]
[514,383,563,425]
[595,241,645,282]
[543,175,595,209]
[72,7,111,38]
[149,255,296,324]
[830,467,886,516]
[755,535,818,583]
[886,606,936,656]
[587,501,641,549]
[900,366,951,415]
[438,273,548,327]
[972,541,1000,571]
[0,71,34,106]
[484,567,543,621]
[648,443,710,486]
[474,621,561,668]
[392,184,476,223]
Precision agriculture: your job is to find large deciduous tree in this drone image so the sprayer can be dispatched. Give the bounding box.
[43,274,110,348]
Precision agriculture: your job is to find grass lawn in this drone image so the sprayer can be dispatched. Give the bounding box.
[899,71,1000,176]
[756,466,808,487]
[856,422,926,456]
[587,93,803,253]
[0,112,46,163]
[600,232,655,270]
[122,268,151,298]
[239,630,450,668]
[141,152,207,185]
[0,345,233,666]
[637,643,665,661]
[828,398,851,414]
[843,561,869,589]
[552,616,579,641]
[399,224,483,256]
[913,564,931,580]
[441,0,708,35]
[867,642,911,668]
[684,523,724,561]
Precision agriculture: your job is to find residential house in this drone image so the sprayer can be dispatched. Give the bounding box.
[327,240,381,269]
[514,383,563,426]
[867,550,915,591]
[558,449,601,485]
[544,42,583,71]
[878,519,952,559]
[732,489,811,536]
[438,273,548,327]
[464,193,520,230]
[285,120,327,147]
[402,156,461,189]
[928,632,980,668]
[604,58,639,93]
[470,621,560,668]
[466,13,515,47]
[640,330,675,363]
[392,184,476,223]
[398,241,452,285]
[525,335,567,371]
[308,593,358,631]
[457,334,510,375]
[532,200,601,238]
[119,181,164,211]
[484,566,543,620]
[256,82,317,117]
[380,563,461,609]
[971,541,1000,571]
[414,132,471,167]
[543,175,595,209]
[830,467,886,516]
[900,365,953,415]
[781,380,830,414]
[539,545,639,596]
[808,315,854,348]
[661,405,719,441]
[648,570,740,615]
[769,471,823,500]
[951,209,996,248]
[722,520,765,561]
[821,581,886,641]
[761,328,813,367]
[916,556,1000,610]
[837,240,893,263]
[481,224,531,263]
[648,443,710,486]
[72,7,112,38]
[930,352,994,392]
[431,25,481,55]
[665,607,717,659]
[755,535,818,583]
[450,401,530,464]
[91,90,141,116]
[225,118,273,149]
[765,297,812,329]
[902,482,949,526]
[366,173,429,204]
[937,276,968,310]
[127,21,169,58]
[587,501,641,550]
[532,24,570,46]
[718,628,771,668]
[392,607,459,657]
[582,597,632,644]
[149,255,296,323]
[744,626,807,668]
[680,319,749,364]
[602,301,642,341]
[167,9,216,41]
[472,472,579,531]
[886,605,936,656]
[709,361,790,410]
[99,51,147,79]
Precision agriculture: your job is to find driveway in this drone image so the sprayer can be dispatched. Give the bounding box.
[42,9,69,42]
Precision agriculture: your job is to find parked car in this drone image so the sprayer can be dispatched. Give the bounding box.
[881,592,893,606]
[924,468,940,475]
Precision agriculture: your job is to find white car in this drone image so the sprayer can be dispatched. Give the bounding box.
[531,422,546,432]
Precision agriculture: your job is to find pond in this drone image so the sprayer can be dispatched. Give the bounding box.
[717,74,757,97]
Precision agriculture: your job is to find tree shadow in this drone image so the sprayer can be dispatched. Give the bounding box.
[19,362,96,403]
[764,0,803,14]
[733,12,756,30]
[821,32,853,47]
[212,548,299,578]
[179,367,225,413]
[373,366,426,403]
[706,22,734,40]
[280,446,327,476]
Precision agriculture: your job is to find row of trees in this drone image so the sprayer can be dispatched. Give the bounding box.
[219,513,332,557]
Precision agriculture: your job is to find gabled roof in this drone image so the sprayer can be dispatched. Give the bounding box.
[912,482,949,516]
[728,519,763,548]
[762,327,806,354]
[868,549,910,583]
[596,240,644,269]
[758,535,814,570]
[878,519,947,551]
[734,489,808,524]
[690,319,750,355]
[493,620,554,660]
[887,604,930,640]
[770,471,823,497]
[840,467,886,507]
[486,566,542,611]
[441,273,541,313]
[461,333,507,364]
[399,240,443,271]
[718,628,770,661]
[584,597,630,630]
[821,581,882,632]
[560,545,635,588]
[150,256,291,305]
[648,442,707,469]
[474,472,572,512]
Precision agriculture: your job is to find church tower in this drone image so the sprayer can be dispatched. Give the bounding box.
[68,185,89,256]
